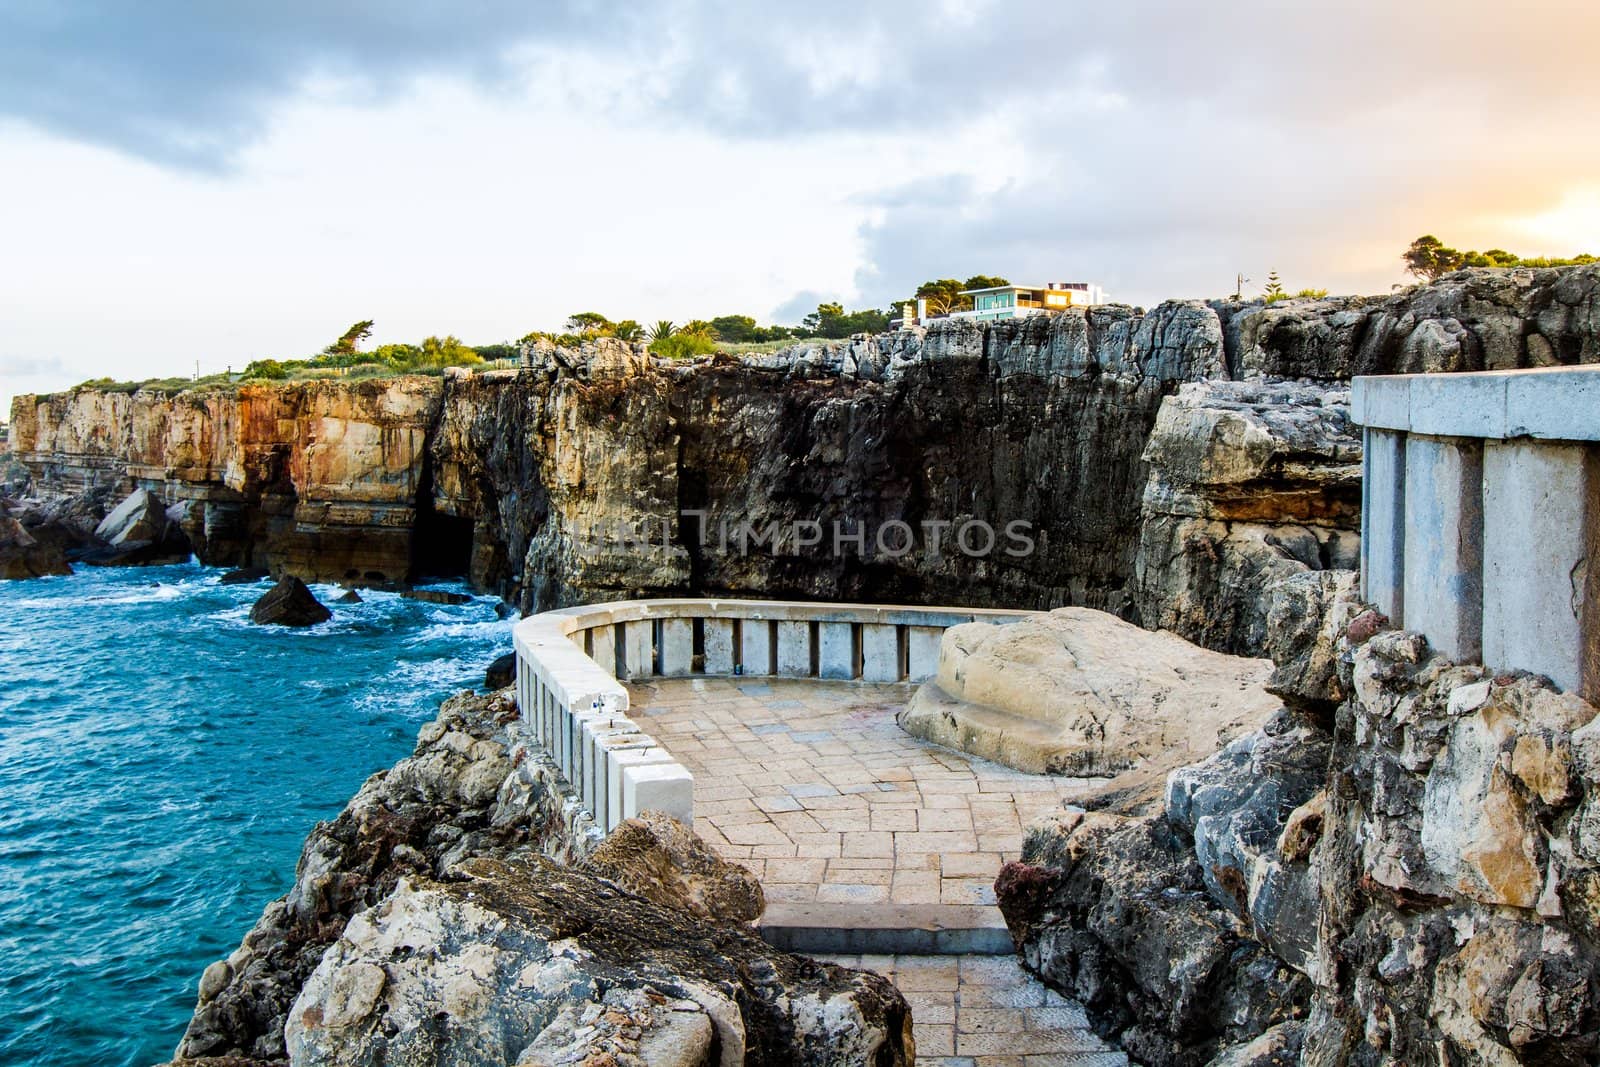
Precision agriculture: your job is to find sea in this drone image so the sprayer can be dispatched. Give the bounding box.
[0,561,514,1067]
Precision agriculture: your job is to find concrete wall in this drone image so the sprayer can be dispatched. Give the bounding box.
[1352,366,1600,699]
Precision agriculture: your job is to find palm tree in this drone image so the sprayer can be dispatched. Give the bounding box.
[681,319,717,340]
[648,320,676,342]
[613,320,644,342]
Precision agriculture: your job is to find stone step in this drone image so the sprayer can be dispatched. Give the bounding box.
[758,901,1014,955]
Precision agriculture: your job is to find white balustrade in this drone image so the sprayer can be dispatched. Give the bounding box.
[512,598,1037,830]
[1352,366,1599,699]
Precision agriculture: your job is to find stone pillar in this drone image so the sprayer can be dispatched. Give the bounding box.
[741,619,774,675]
[621,620,653,679]
[907,626,943,682]
[776,620,811,677]
[1362,427,1407,625]
[861,624,901,682]
[702,618,735,674]
[1402,434,1484,662]
[659,617,693,676]
[590,625,617,679]
[1483,441,1597,694]
[818,622,856,680]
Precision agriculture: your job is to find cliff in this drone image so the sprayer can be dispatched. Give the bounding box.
[9,266,1599,647]
[165,689,913,1067]
[997,597,1600,1066]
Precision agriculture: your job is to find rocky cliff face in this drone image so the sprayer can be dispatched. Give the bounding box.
[167,688,912,1067]
[997,593,1600,1066]
[8,378,442,585]
[10,267,1599,639]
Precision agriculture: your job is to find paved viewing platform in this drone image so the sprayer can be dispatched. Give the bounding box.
[513,598,1127,1062]
[632,676,1089,913]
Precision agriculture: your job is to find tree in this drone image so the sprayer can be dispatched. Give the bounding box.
[680,319,716,340]
[913,280,965,317]
[802,302,845,334]
[416,335,483,369]
[612,319,644,341]
[648,320,676,342]
[241,358,289,380]
[1403,235,1461,281]
[709,314,759,342]
[321,319,374,360]
[962,274,1009,291]
[1262,271,1285,300]
[565,312,614,336]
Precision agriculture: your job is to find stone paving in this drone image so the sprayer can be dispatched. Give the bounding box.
[811,953,1127,1066]
[629,677,1127,1065]
[629,676,1103,907]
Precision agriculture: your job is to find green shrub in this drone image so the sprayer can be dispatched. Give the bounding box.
[241,359,290,380]
[649,333,717,360]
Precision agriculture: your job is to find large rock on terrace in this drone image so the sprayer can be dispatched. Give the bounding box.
[899,607,1279,794]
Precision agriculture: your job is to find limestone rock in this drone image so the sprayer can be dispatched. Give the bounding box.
[899,607,1279,787]
[0,508,70,579]
[287,857,909,1067]
[171,690,905,1067]
[1262,569,1362,713]
[219,567,270,585]
[996,810,1311,1067]
[1165,710,1332,976]
[484,652,514,691]
[95,487,168,545]
[1133,379,1361,656]
[80,486,194,566]
[582,810,765,926]
[249,576,332,627]
[401,588,472,605]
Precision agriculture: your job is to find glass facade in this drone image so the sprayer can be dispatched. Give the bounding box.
[973,291,1016,311]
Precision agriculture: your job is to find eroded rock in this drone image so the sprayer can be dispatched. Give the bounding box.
[899,607,1279,798]
[249,576,332,627]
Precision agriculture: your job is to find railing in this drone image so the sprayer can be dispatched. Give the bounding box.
[1351,366,1599,700]
[511,599,1037,832]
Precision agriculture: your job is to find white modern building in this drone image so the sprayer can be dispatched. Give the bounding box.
[950,281,1111,323]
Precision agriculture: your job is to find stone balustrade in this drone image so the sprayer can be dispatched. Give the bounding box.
[511,598,1036,833]
[1352,366,1599,699]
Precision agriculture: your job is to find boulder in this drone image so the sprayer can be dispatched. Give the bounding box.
[336,589,363,604]
[82,487,193,565]
[286,857,910,1067]
[218,567,270,585]
[1133,379,1362,657]
[94,487,168,545]
[0,510,71,579]
[899,607,1279,798]
[996,810,1311,1067]
[484,652,515,690]
[249,576,332,627]
[583,810,765,926]
[402,588,472,606]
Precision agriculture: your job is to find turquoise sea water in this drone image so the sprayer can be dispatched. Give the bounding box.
[0,562,513,1067]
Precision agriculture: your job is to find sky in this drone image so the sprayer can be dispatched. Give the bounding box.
[3,0,1600,413]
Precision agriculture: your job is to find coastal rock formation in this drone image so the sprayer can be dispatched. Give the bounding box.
[898,607,1278,794]
[7,378,443,585]
[81,486,194,565]
[581,810,766,926]
[1132,379,1360,655]
[167,689,910,1067]
[285,856,907,1067]
[0,504,70,579]
[9,267,1599,639]
[997,596,1600,1066]
[249,576,332,627]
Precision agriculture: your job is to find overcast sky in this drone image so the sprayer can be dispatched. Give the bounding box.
[4,0,1600,412]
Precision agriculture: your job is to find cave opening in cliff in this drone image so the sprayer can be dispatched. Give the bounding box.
[411,507,474,582]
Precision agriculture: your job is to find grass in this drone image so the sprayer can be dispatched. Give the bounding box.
[712,338,803,355]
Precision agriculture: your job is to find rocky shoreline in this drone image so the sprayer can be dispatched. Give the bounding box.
[163,688,914,1067]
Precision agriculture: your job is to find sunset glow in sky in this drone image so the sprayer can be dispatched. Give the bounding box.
[3,0,1599,410]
